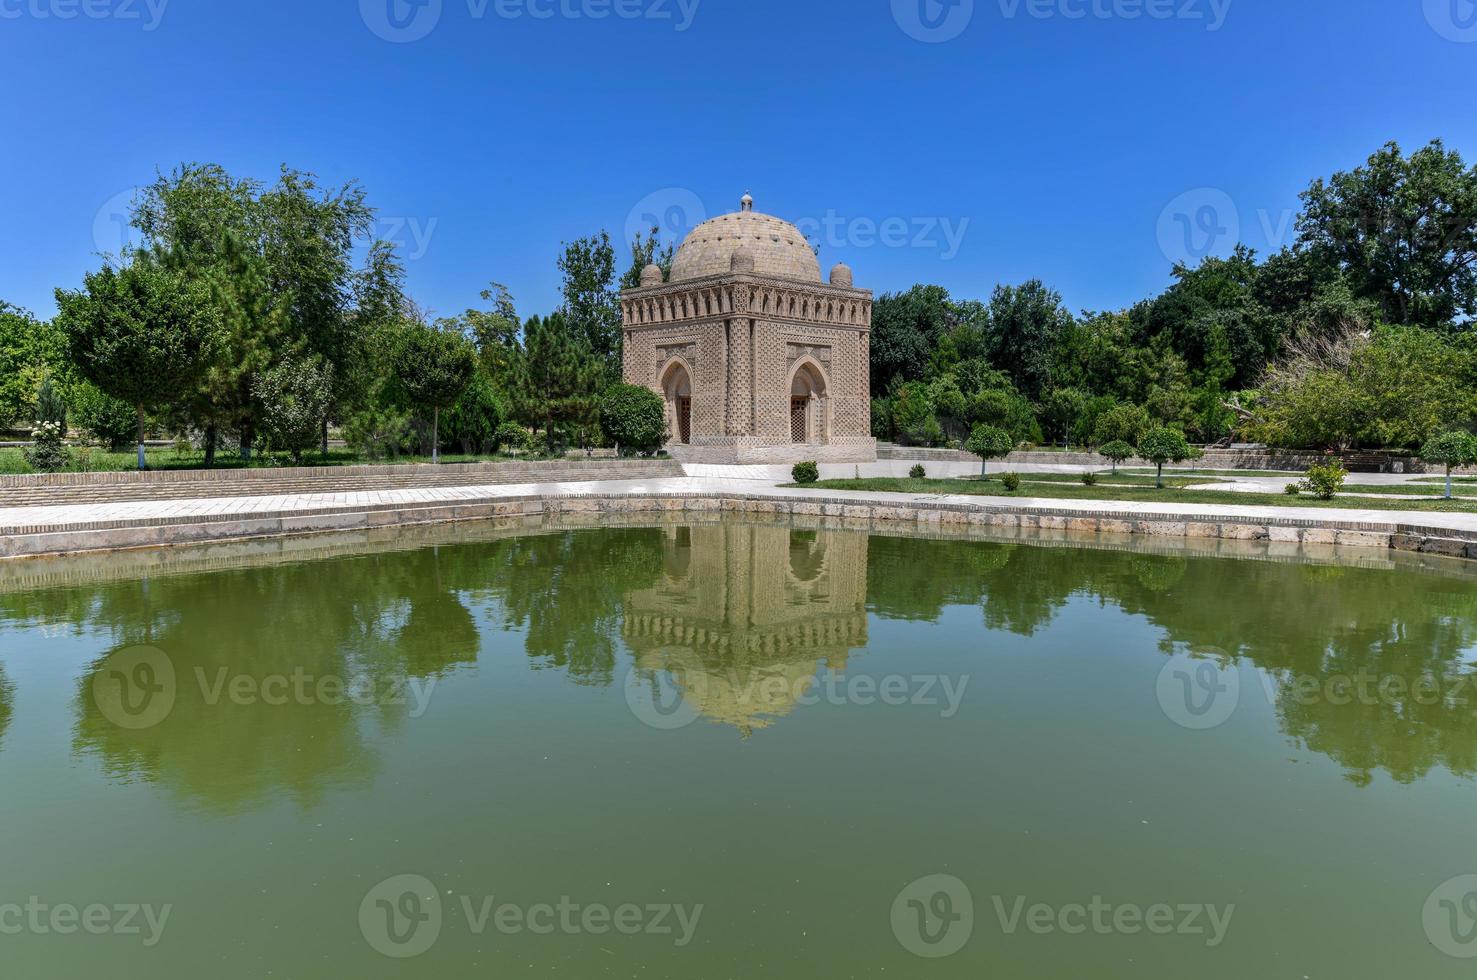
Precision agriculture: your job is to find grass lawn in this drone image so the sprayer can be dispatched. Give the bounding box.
[1005,472,1223,489]
[0,446,567,475]
[795,476,1477,514]
[1121,467,1302,478]
[1414,476,1477,485]
[1342,482,1477,498]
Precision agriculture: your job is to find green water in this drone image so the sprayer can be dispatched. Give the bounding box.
[3,518,1477,978]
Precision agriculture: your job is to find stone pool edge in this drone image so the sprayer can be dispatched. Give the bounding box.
[3,489,1476,562]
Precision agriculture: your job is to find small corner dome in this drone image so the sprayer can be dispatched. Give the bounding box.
[730,246,756,273]
[829,262,853,288]
[639,263,664,287]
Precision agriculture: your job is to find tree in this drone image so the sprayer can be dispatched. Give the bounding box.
[986,280,1073,401]
[516,313,598,455]
[1297,140,1477,327]
[56,261,221,469]
[70,382,136,450]
[966,424,1014,478]
[599,384,666,455]
[392,322,477,463]
[253,357,333,464]
[0,303,65,429]
[871,285,957,391]
[1138,427,1193,488]
[1042,387,1087,447]
[1421,431,1477,500]
[620,227,675,290]
[1099,440,1135,474]
[1093,403,1151,446]
[558,232,622,374]
[441,369,505,456]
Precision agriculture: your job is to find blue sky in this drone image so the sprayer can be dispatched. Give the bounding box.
[2,0,1473,322]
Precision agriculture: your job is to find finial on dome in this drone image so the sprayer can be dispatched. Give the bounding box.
[740,191,753,212]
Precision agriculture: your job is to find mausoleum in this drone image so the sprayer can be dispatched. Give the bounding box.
[620,194,877,463]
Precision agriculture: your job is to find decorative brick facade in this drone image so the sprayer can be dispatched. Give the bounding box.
[621,195,877,463]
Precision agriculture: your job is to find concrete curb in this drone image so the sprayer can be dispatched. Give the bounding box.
[4,488,1476,561]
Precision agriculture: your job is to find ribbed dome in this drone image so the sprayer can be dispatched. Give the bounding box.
[670,199,821,283]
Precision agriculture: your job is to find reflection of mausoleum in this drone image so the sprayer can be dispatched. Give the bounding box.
[623,524,869,734]
[620,194,877,463]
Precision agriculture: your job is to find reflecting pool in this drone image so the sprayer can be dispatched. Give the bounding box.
[2,518,1477,977]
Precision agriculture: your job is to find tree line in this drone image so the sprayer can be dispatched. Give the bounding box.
[1,139,1473,473]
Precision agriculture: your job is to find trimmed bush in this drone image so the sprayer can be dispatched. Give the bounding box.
[599,383,667,455]
[1098,439,1135,474]
[23,420,69,473]
[1297,461,1348,500]
[1000,472,1022,492]
[909,464,927,479]
[966,423,1014,478]
[1138,427,1193,488]
[792,461,820,485]
[1421,430,1477,500]
[495,421,534,455]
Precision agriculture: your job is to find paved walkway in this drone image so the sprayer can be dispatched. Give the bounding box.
[3,463,1475,541]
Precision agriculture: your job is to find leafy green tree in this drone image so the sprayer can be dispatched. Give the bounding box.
[56,261,221,469]
[966,424,1014,478]
[1041,387,1087,447]
[1421,431,1477,500]
[70,381,137,450]
[620,226,675,290]
[871,285,957,391]
[392,322,477,463]
[1099,440,1135,474]
[599,383,666,455]
[253,357,333,464]
[441,369,505,456]
[0,304,66,428]
[1297,140,1477,327]
[516,313,598,455]
[1138,427,1193,488]
[986,280,1073,401]
[1093,403,1151,446]
[558,232,622,373]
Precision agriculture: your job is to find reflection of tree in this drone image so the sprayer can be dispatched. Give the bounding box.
[480,529,664,687]
[0,664,13,750]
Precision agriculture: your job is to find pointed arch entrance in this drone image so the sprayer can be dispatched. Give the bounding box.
[660,359,694,446]
[789,359,829,445]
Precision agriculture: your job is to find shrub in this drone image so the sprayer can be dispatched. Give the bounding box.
[1001,472,1022,492]
[870,397,893,440]
[344,407,413,461]
[1297,461,1348,500]
[253,357,333,464]
[442,372,505,455]
[495,421,534,455]
[599,383,667,455]
[70,382,136,450]
[23,420,69,473]
[1082,472,1098,486]
[792,461,819,485]
[1285,483,1302,496]
[909,464,927,480]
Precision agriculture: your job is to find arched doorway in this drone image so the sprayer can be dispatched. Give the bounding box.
[789,361,828,445]
[661,361,693,446]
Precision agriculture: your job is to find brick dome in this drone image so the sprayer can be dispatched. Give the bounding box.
[670,196,821,283]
